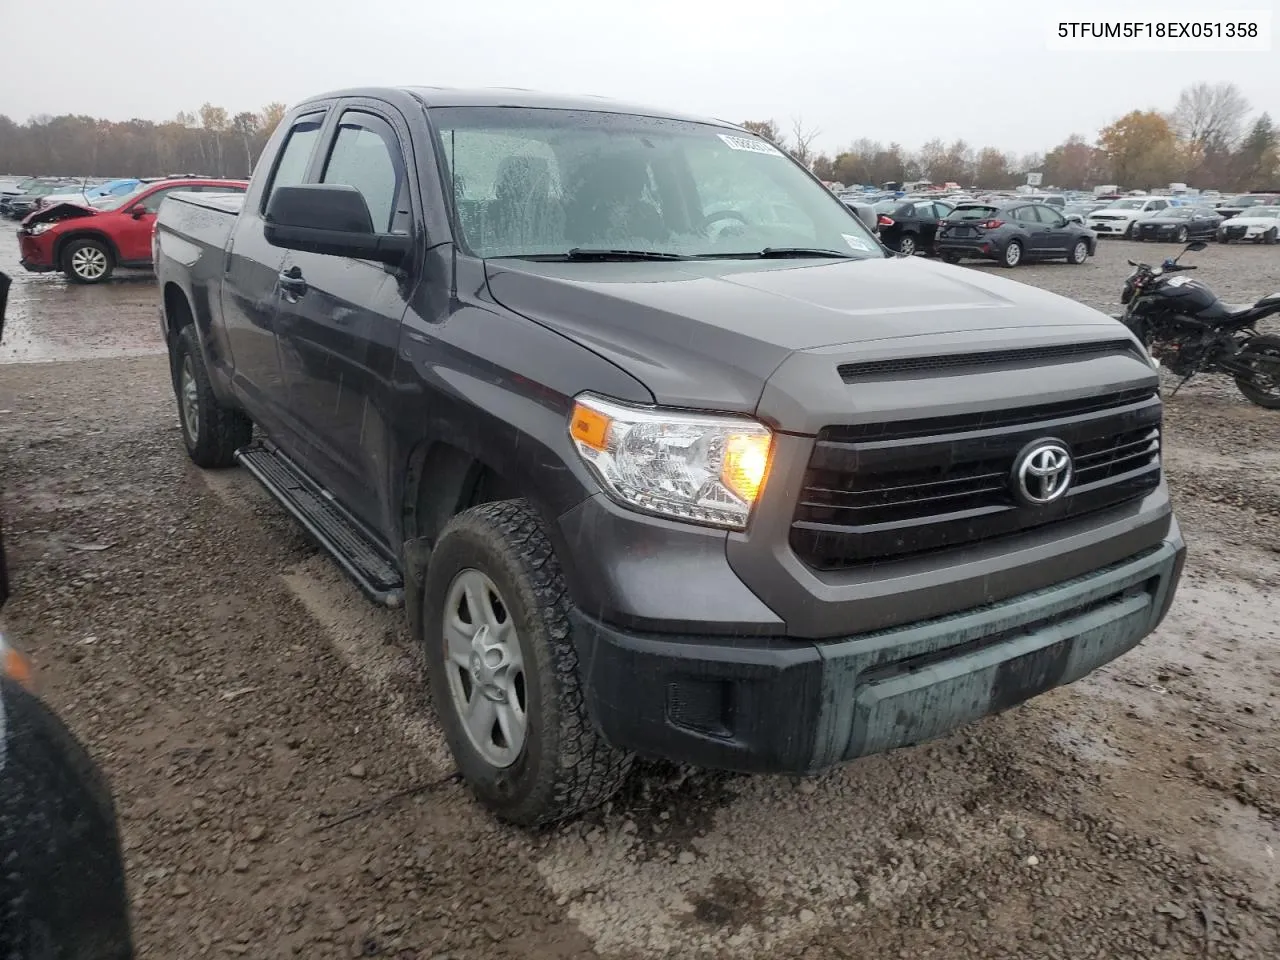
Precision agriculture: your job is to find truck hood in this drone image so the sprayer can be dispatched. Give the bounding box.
[484,255,1121,411]
[23,202,98,227]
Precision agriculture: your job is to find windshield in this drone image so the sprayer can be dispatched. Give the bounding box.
[97,185,148,211]
[1162,208,1193,219]
[1107,199,1144,210]
[430,107,882,260]
[1228,195,1264,206]
[1245,206,1280,218]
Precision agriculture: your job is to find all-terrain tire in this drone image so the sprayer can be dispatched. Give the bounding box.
[173,324,252,467]
[422,499,633,825]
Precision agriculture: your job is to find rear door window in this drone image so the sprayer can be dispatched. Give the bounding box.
[261,114,325,213]
[1014,205,1044,223]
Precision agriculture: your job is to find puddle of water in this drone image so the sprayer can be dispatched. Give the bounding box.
[1,231,163,364]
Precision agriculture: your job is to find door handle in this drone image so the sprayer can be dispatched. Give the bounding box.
[278,266,308,301]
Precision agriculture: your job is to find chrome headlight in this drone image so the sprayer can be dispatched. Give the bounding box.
[568,393,773,530]
[29,221,56,236]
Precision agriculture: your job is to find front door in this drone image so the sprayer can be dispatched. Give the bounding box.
[115,184,192,263]
[273,104,417,533]
[1036,205,1074,253]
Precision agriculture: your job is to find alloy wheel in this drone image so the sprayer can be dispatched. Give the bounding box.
[70,245,108,281]
[442,569,527,768]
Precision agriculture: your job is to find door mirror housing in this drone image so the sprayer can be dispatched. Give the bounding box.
[130,207,149,219]
[1186,240,1208,252]
[264,184,412,266]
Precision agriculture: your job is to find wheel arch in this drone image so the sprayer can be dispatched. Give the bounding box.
[53,229,120,269]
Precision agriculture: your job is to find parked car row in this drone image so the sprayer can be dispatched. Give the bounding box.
[8,175,248,282]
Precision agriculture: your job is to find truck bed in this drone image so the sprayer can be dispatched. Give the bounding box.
[154,192,241,296]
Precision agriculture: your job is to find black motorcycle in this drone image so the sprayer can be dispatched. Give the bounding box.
[1119,241,1280,408]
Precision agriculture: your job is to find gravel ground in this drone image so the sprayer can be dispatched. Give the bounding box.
[2,231,1279,959]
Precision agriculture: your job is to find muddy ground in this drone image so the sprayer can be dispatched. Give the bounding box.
[1,233,1279,960]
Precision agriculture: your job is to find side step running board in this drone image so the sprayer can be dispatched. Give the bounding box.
[236,442,404,608]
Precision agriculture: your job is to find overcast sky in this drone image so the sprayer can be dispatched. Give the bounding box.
[2,0,1276,155]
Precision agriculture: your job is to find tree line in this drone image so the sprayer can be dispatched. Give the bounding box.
[749,83,1277,193]
[0,83,1276,194]
[0,102,287,180]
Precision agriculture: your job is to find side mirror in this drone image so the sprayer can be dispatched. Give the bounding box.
[1186,240,1208,252]
[264,184,412,266]
[130,207,149,219]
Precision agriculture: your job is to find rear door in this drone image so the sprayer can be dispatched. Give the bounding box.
[922,201,952,246]
[221,110,329,427]
[1012,205,1052,254]
[273,101,417,532]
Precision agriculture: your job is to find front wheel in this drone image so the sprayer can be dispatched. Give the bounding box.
[1124,222,1137,239]
[1265,228,1278,246]
[1176,227,1189,243]
[1001,240,1023,267]
[62,238,114,284]
[1235,335,1280,409]
[1068,239,1089,265]
[422,500,633,825]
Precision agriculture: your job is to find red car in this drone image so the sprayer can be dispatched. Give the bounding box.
[17,177,248,283]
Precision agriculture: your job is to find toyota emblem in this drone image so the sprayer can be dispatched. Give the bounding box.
[1013,440,1073,506]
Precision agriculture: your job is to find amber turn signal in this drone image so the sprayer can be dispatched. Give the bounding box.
[721,432,772,504]
[569,402,612,452]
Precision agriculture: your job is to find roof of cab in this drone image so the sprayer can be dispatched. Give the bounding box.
[295,86,738,130]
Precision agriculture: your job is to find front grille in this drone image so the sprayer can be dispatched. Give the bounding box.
[791,390,1162,569]
[838,341,1137,382]
[1222,225,1247,239]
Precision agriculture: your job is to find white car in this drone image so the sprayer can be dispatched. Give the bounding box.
[1218,206,1280,244]
[1085,197,1173,238]
[35,178,141,211]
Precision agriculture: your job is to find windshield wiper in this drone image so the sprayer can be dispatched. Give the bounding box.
[758,247,858,259]
[563,248,690,261]
[698,247,859,260]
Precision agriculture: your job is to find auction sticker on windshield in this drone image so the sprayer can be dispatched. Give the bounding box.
[842,233,873,252]
[718,134,783,156]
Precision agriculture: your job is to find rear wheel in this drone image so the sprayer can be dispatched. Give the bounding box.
[1001,240,1023,268]
[1068,239,1089,265]
[61,238,114,284]
[1236,335,1280,409]
[896,234,917,256]
[174,325,252,467]
[941,253,960,264]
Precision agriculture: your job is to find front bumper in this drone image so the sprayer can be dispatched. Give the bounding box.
[1088,220,1132,236]
[572,530,1184,774]
[17,233,55,272]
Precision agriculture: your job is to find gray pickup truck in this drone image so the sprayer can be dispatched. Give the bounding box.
[153,87,1185,825]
